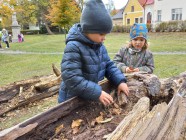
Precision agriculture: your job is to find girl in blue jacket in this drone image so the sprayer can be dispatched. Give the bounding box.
[58,0,129,106]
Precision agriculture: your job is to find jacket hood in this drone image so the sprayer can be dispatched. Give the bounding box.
[66,23,102,47]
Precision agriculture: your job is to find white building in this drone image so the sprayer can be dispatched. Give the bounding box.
[142,0,186,28]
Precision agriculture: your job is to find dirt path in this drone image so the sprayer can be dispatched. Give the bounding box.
[1,49,186,55]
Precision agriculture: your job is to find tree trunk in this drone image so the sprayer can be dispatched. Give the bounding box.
[106,92,186,140]
[42,15,54,35]
[0,71,185,140]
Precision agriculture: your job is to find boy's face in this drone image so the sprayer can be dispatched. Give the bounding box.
[86,33,106,43]
[131,37,146,49]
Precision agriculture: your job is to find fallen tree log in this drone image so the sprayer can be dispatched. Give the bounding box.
[0,74,57,103]
[0,85,59,117]
[0,76,45,103]
[0,72,160,117]
[33,76,61,92]
[0,79,113,140]
[0,72,185,140]
[106,93,186,140]
[52,63,61,77]
[106,77,186,140]
[0,65,61,117]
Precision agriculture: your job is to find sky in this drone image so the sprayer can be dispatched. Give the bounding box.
[103,0,128,9]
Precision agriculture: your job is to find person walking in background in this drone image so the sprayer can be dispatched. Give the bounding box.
[9,34,12,43]
[2,28,10,48]
[58,0,129,106]
[21,33,24,42]
[113,23,154,74]
[18,33,22,42]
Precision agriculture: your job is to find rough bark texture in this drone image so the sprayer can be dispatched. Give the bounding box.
[0,71,185,140]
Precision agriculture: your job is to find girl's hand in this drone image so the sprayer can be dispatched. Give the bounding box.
[133,68,140,72]
[125,67,134,73]
[99,91,113,106]
[126,67,140,73]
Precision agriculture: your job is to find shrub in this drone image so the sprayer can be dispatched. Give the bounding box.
[155,20,186,32]
[112,25,130,33]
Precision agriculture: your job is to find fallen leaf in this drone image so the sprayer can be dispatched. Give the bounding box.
[112,108,122,115]
[72,126,79,134]
[96,115,103,124]
[90,119,96,127]
[71,119,83,128]
[55,124,64,134]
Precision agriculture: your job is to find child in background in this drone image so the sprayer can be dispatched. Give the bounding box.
[2,28,10,48]
[18,34,22,42]
[58,0,129,106]
[113,23,154,74]
[21,33,24,42]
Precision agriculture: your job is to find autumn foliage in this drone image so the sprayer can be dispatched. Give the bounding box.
[47,0,81,30]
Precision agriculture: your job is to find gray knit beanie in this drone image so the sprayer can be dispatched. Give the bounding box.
[80,0,113,34]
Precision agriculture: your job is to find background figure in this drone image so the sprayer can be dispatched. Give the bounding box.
[9,34,12,43]
[2,28,10,48]
[113,23,154,74]
[0,31,2,48]
[21,33,24,42]
[18,34,22,42]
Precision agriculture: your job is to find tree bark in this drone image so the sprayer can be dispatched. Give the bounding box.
[106,92,186,140]
[0,72,186,140]
[0,79,112,140]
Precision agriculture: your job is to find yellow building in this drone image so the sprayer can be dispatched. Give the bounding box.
[123,0,144,26]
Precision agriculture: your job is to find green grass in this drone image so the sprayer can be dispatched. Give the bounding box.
[148,32,186,52]
[154,55,186,78]
[105,32,186,53]
[0,54,61,86]
[9,35,66,53]
[0,32,186,86]
[4,32,186,53]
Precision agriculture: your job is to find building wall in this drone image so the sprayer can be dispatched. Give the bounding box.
[123,0,144,26]
[29,23,40,30]
[144,5,154,24]
[113,19,123,26]
[152,0,186,27]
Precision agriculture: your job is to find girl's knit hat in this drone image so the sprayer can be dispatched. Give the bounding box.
[80,0,112,34]
[130,23,148,40]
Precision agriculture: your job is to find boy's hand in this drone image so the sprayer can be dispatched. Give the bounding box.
[99,91,113,106]
[117,83,129,96]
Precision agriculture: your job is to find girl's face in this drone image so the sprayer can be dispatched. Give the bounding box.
[86,33,106,43]
[131,37,146,49]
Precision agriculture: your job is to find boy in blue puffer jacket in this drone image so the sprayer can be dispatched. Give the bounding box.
[58,0,129,106]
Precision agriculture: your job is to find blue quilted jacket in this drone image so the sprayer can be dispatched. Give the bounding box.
[58,24,127,103]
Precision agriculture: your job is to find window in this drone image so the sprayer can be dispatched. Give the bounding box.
[127,19,130,25]
[157,10,162,22]
[131,6,134,12]
[135,18,139,23]
[140,17,143,23]
[172,8,182,20]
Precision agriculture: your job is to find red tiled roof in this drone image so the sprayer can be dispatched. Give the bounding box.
[138,0,154,6]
